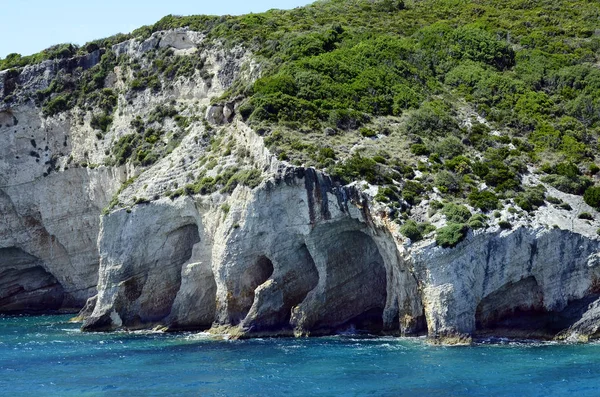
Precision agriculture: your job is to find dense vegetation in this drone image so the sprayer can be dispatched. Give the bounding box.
[3,0,600,246]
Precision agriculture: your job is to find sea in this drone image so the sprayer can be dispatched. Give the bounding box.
[1,315,600,396]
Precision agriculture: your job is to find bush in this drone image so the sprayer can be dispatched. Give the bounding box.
[442,203,471,223]
[400,220,422,242]
[328,109,369,130]
[468,214,488,229]
[91,113,113,132]
[375,185,399,203]
[584,186,600,209]
[435,170,461,194]
[498,220,512,229]
[445,155,471,174]
[559,202,573,211]
[578,212,594,220]
[434,136,464,159]
[410,143,430,156]
[405,101,458,137]
[542,174,592,195]
[331,153,382,184]
[359,127,377,137]
[514,185,546,212]
[401,180,425,205]
[436,223,468,248]
[468,190,499,212]
[42,94,72,116]
[400,220,435,242]
[546,196,561,204]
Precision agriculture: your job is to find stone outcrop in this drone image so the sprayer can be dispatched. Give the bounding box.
[82,168,424,336]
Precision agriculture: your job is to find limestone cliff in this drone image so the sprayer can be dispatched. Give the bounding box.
[3,29,600,343]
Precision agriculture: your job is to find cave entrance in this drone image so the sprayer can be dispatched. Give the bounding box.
[0,247,64,313]
[233,255,274,324]
[312,230,387,334]
[475,276,556,338]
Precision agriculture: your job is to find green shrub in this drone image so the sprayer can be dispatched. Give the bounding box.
[542,174,592,195]
[328,109,368,130]
[359,127,377,138]
[434,136,464,159]
[468,214,488,229]
[445,155,471,174]
[400,220,422,242]
[498,220,512,229]
[514,185,546,212]
[436,223,468,248]
[402,180,425,205]
[559,202,573,211]
[578,212,594,220]
[584,186,600,209]
[331,153,382,185]
[468,190,499,212]
[442,203,471,223]
[546,196,561,204]
[435,171,461,194]
[90,113,113,132]
[375,185,399,203]
[405,101,458,137]
[410,143,430,156]
[221,168,263,193]
[42,94,72,116]
[400,220,435,242]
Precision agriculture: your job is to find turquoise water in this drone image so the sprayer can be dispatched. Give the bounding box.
[2,315,600,396]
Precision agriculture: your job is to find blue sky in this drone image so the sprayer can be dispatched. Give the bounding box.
[0,0,313,58]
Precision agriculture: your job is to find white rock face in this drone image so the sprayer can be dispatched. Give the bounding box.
[0,103,123,308]
[412,226,600,339]
[83,167,424,335]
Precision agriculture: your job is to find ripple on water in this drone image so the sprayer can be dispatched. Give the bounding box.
[3,315,600,396]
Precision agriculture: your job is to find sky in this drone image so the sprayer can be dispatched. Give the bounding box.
[0,0,313,59]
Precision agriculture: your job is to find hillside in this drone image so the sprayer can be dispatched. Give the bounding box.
[2,0,600,342]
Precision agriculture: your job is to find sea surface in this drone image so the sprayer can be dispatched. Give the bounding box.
[1,315,600,396]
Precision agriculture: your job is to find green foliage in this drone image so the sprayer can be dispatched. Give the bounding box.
[468,214,488,229]
[375,185,399,203]
[541,174,592,195]
[148,105,179,124]
[410,143,429,156]
[402,180,425,205]
[434,136,464,160]
[578,212,594,220]
[42,94,72,116]
[584,187,600,209]
[90,113,113,132]
[400,220,422,242]
[435,170,461,194]
[436,223,468,248]
[498,220,512,230]
[441,203,471,223]
[405,101,458,137]
[444,155,471,174]
[468,190,499,212]
[514,185,546,212]
[331,153,383,185]
[185,167,263,195]
[400,220,435,242]
[221,168,263,193]
[8,0,600,219]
